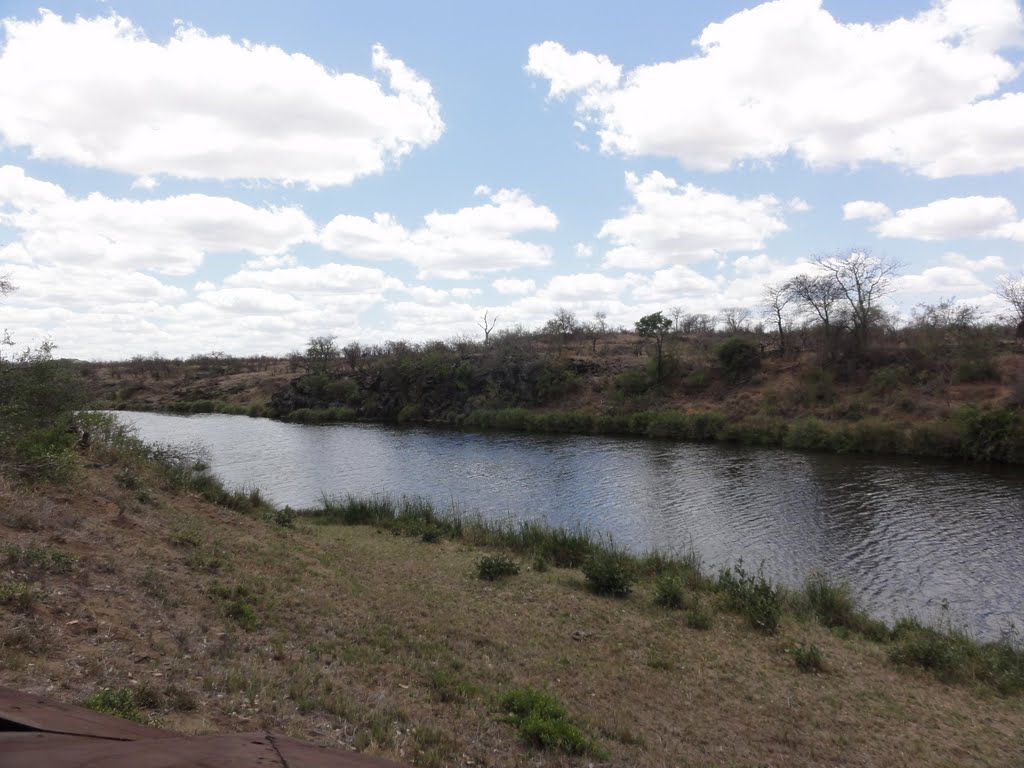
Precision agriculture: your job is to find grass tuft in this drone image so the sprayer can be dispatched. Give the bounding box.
[499,686,602,757]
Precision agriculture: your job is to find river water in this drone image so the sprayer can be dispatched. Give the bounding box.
[116,411,1024,640]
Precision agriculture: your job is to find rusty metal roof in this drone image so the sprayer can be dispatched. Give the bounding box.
[0,686,407,767]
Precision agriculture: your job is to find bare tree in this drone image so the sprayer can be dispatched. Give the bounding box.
[995,273,1024,336]
[761,282,793,356]
[0,274,13,296]
[721,306,752,334]
[668,306,684,331]
[681,313,716,334]
[786,273,845,358]
[478,311,498,345]
[814,250,901,349]
[594,310,608,334]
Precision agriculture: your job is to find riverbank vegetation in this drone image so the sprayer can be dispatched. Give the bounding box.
[3,418,1024,766]
[84,263,1024,463]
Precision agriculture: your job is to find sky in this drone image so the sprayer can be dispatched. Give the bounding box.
[0,0,1022,361]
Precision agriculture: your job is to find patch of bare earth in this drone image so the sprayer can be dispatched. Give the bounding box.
[2,461,1023,767]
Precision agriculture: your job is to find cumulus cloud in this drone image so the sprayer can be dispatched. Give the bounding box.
[0,11,443,186]
[493,278,536,295]
[225,263,403,301]
[526,0,1024,177]
[320,187,557,279]
[849,195,1024,240]
[598,171,787,269]
[525,41,621,99]
[941,252,1006,271]
[896,266,989,294]
[843,200,893,221]
[0,165,315,275]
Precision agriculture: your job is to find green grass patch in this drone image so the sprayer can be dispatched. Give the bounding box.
[476,553,520,581]
[82,687,146,722]
[499,686,603,757]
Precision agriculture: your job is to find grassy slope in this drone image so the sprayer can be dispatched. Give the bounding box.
[2,455,1024,767]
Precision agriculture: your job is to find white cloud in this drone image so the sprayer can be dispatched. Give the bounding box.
[242,253,299,270]
[574,243,594,259]
[855,195,1024,240]
[598,171,787,269]
[896,266,988,294]
[941,252,1006,271]
[224,263,403,301]
[788,197,811,212]
[3,263,186,309]
[843,200,893,221]
[0,165,315,275]
[541,273,624,302]
[525,41,621,99]
[0,11,443,186]
[492,278,536,295]
[320,187,557,279]
[527,0,1024,177]
[628,265,719,302]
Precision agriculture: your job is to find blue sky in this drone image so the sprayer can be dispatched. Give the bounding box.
[1,0,1022,360]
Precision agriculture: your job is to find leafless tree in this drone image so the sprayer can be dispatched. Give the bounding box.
[668,306,684,331]
[786,273,845,357]
[761,282,793,356]
[814,249,901,349]
[721,306,752,334]
[995,273,1024,337]
[478,311,498,345]
[594,310,608,333]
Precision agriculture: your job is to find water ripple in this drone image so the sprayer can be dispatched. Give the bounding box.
[116,412,1024,640]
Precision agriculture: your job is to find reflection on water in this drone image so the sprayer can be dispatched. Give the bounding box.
[117,411,1024,640]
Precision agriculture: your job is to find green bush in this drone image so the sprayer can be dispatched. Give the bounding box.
[582,549,636,597]
[397,403,423,424]
[0,340,87,482]
[499,687,599,756]
[718,563,781,634]
[82,688,145,722]
[792,642,824,673]
[717,337,761,383]
[888,619,1024,694]
[477,554,520,581]
[685,599,713,630]
[653,573,686,610]
[272,506,297,528]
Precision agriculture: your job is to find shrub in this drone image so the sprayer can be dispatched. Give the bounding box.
[397,403,423,424]
[582,549,636,597]
[792,642,824,673]
[718,562,781,634]
[0,339,87,482]
[477,554,521,581]
[888,619,1024,694]
[82,688,144,722]
[685,599,713,630]
[653,573,686,610]
[272,506,297,528]
[499,687,599,756]
[717,337,761,383]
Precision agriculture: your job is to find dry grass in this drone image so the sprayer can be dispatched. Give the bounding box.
[2,458,1024,767]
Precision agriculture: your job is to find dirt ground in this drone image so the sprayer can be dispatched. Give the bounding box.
[3,453,1024,768]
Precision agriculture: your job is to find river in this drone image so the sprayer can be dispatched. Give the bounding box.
[115,411,1024,641]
